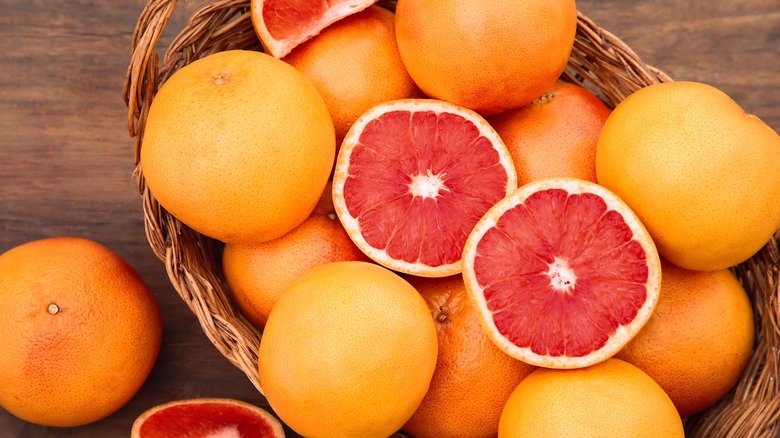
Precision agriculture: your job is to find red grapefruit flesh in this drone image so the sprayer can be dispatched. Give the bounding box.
[251,0,379,58]
[332,98,518,277]
[462,178,661,369]
[131,398,285,438]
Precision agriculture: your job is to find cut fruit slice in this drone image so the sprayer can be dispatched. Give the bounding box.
[462,178,661,369]
[131,398,286,438]
[332,98,518,277]
[250,0,379,58]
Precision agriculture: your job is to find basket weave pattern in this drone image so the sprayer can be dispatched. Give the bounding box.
[123,1,780,436]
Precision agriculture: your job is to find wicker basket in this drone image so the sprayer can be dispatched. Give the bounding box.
[123,0,780,436]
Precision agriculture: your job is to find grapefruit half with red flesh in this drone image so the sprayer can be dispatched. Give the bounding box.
[332,98,518,277]
[462,178,661,369]
[251,0,379,58]
[131,398,286,438]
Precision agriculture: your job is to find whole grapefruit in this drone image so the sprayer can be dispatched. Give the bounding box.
[596,81,780,270]
[141,49,335,244]
[0,237,162,427]
[498,358,684,437]
[395,0,577,115]
[257,261,437,438]
[615,260,755,417]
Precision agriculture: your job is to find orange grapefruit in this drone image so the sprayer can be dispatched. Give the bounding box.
[283,5,422,145]
[615,260,755,417]
[222,211,369,329]
[394,0,577,115]
[332,98,517,277]
[140,50,335,244]
[462,178,661,369]
[596,81,780,270]
[0,237,163,427]
[402,275,536,438]
[498,358,684,437]
[250,0,379,58]
[487,81,612,185]
[131,398,285,438]
[257,261,438,438]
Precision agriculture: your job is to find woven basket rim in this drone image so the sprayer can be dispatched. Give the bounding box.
[123,1,780,436]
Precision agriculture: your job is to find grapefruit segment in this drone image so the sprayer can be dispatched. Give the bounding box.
[333,99,517,277]
[462,178,661,369]
[131,398,285,438]
[251,0,379,58]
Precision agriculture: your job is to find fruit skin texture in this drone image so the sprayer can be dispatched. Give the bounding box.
[394,0,577,115]
[222,211,369,329]
[498,358,684,438]
[402,275,536,438]
[131,398,285,438]
[615,260,755,417]
[487,81,611,185]
[257,261,438,438]
[596,81,780,270]
[0,237,163,427]
[284,5,422,145]
[141,49,335,245]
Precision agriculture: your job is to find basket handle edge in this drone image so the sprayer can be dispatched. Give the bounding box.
[123,0,179,165]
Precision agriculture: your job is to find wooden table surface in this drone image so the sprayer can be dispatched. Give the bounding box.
[1,0,778,436]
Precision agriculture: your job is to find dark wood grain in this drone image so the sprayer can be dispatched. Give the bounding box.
[0,0,778,436]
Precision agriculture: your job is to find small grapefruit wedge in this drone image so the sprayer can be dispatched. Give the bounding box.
[131,398,285,438]
[332,99,518,277]
[250,0,379,58]
[462,178,661,369]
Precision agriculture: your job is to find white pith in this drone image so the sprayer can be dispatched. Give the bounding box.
[547,257,577,293]
[205,426,240,438]
[409,170,448,199]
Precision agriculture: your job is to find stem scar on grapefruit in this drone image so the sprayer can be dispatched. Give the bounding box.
[131,398,285,438]
[250,0,380,58]
[462,178,661,369]
[332,98,518,277]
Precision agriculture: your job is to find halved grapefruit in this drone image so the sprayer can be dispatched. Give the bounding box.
[462,178,661,369]
[250,0,379,58]
[332,98,518,277]
[131,398,286,438]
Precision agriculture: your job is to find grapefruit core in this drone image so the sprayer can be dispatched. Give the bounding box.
[131,398,285,438]
[332,98,517,277]
[462,178,661,369]
[251,0,379,58]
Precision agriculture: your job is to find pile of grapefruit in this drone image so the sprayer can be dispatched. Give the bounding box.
[138,0,780,436]
[2,0,779,436]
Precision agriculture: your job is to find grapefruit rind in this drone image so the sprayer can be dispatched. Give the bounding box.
[332,98,518,277]
[462,178,661,369]
[130,398,285,438]
[250,0,379,58]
